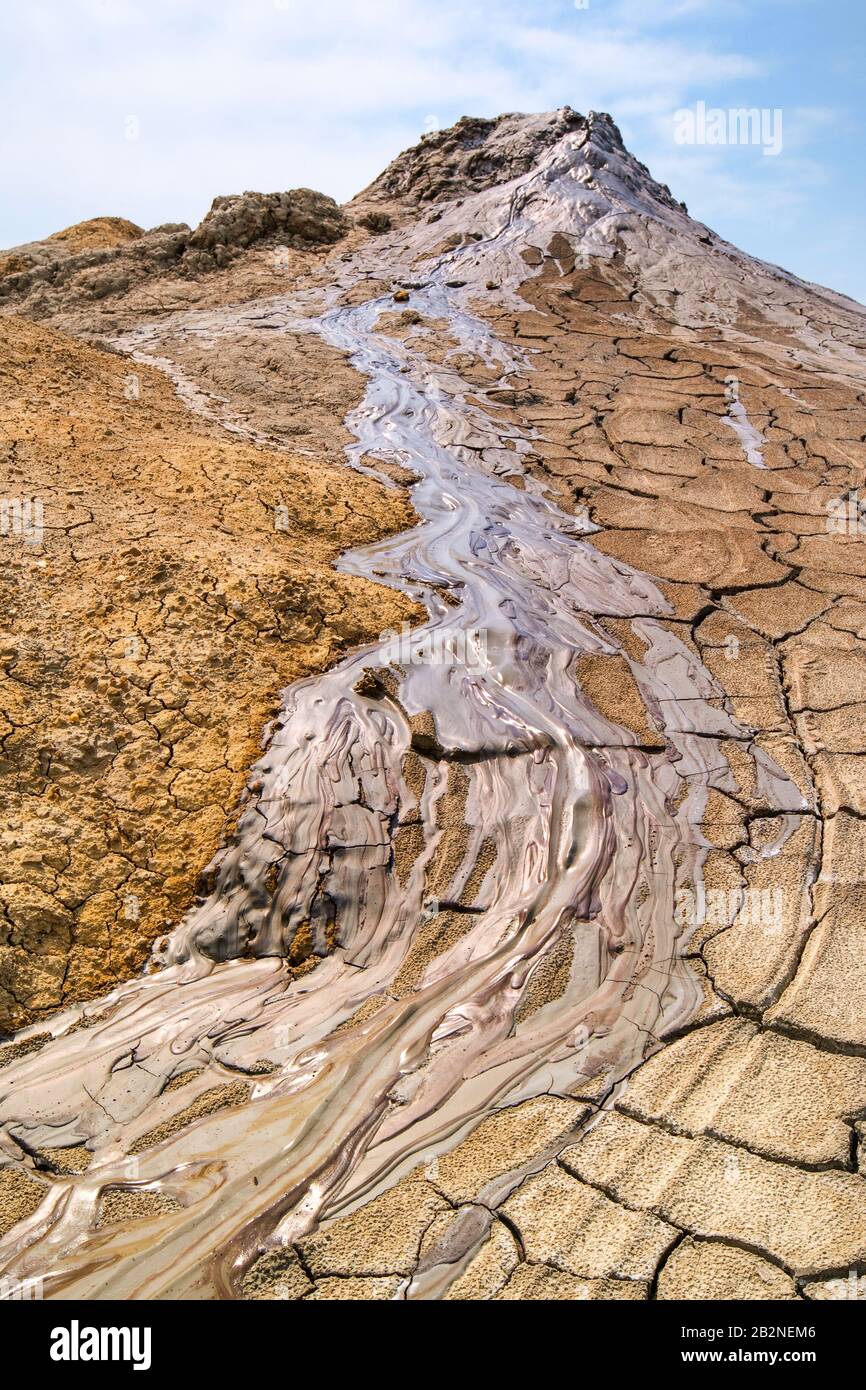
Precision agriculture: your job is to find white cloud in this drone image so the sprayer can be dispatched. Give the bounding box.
[0,0,768,232]
[0,0,859,303]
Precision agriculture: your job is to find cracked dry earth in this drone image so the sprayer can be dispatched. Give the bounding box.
[1,107,866,1302]
[0,316,417,1028]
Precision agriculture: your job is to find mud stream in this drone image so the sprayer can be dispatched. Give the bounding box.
[0,202,807,1297]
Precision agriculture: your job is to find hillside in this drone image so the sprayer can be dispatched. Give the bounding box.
[1,108,865,1303]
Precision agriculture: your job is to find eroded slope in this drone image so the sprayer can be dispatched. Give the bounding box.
[0,314,416,1030]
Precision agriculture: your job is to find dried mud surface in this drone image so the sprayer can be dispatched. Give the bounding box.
[1,108,866,1301]
[459,258,866,1301]
[0,313,417,1031]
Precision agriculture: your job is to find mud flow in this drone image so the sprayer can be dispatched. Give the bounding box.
[1,110,863,1301]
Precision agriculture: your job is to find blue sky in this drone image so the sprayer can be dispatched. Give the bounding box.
[2,0,864,303]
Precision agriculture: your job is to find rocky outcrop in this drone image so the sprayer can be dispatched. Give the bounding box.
[184,188,347,266]
[349,107,683,220]
[353,107,590,207]
[0,190,347,318]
